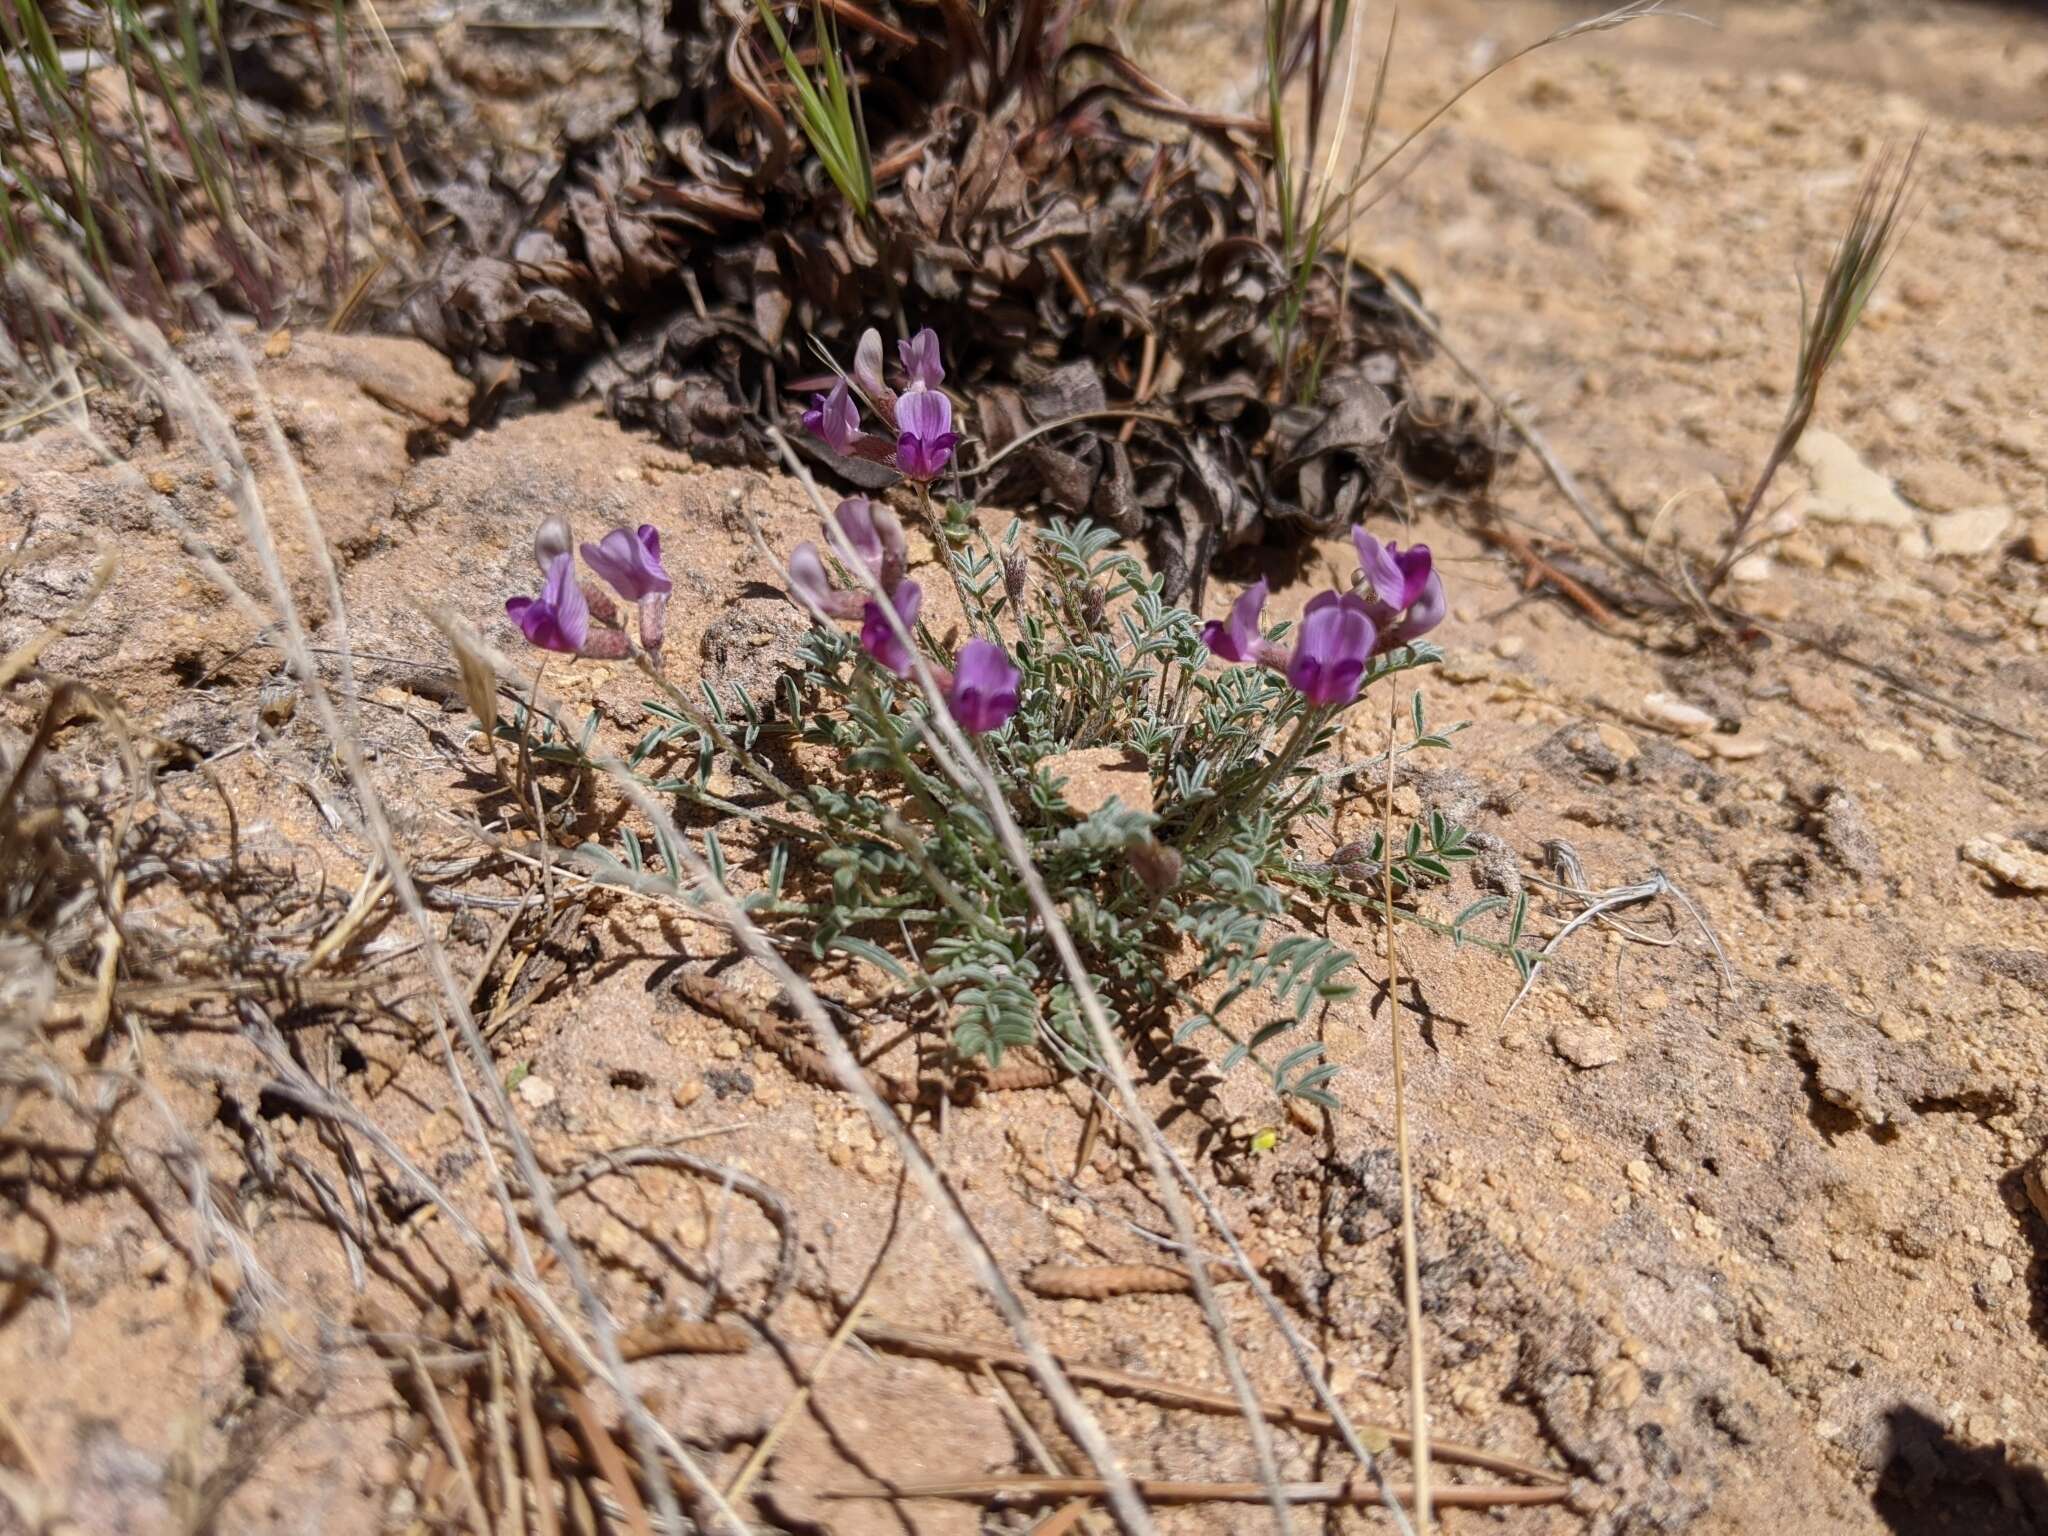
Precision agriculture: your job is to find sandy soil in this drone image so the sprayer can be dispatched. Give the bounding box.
[3,2,2047,1534]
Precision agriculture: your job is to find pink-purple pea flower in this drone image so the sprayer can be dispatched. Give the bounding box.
[508,553,591,655]
[858,581,924,677]
[802,377,861,456]
[1200,578,1285,666]
[581,524,671,602]
[508,519,670,656]
[1351,528,1445,649]
[893,386,959,483]
[787,497,909,619]
[1286,592,1378,706]
[800,325,960,483]
[948,638,1020,733]
[854,328,888,397]
[899,328,944,392]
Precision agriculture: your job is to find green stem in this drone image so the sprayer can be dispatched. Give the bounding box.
[633,651,803,810]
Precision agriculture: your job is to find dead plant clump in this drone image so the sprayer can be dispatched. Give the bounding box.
[395,0,1509,599]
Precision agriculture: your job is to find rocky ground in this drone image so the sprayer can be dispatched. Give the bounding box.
[3,1,2047,1533]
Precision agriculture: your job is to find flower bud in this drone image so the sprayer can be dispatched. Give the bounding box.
[1001,551,1030,611]
[534,517,573,573]
[1128,837,1183,896]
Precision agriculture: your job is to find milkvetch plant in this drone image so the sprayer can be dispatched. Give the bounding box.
[497,327,1536,1109]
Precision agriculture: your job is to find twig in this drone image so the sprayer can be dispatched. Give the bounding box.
[854,1323,1562,1485]
[404,1342,490,1535]
[1473,521,1617,629]
[824,1474,1571,1509]
[497,1284,656,1536]
[1023,1258,1252,1300]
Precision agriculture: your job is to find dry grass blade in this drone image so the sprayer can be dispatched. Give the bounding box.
[16,261,743,1535]
[1704,136,1920,596]
[721,1285,877,1504]
[1381,685,1431,1531]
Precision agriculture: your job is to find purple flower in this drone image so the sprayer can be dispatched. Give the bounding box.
[948,638,1020,733]
[894,387,960,482]
[832,496,908,592]
[1350,529,1446,649]
[507,553,591,655]
[899,327,945,392]
[1389,569,1446,646]
[859,580,924,676]
[1201,579,1274,664]
[1286,591,1377,706]
[581,524,671,602]
[803,377,860,455]
[1352,529,1434,610]
[787,541,863,619]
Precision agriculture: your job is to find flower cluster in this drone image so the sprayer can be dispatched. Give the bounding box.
[507,518,672,657]
[1202,528,1445,708]
[784,494,1019,733]
[802,326,960,483]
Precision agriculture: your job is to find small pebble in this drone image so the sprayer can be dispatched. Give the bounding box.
[1643,692,1715,736]
[516,1074,557,1109]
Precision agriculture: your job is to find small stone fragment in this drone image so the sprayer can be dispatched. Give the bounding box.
[1785,669,1857,720]
[1796,431,1915,529]
[516,1074,557,1110]
[1039,746,1155,818]
[1551,1023,1623,1069]
[2024,1155,2048,1225]
[1926,505,2013,559]
[1596,723,1641,765]
[1813,787,1883,879]
[1643,692,1715,736]
[1961,836,2048,894]
[1707,734,1769,761]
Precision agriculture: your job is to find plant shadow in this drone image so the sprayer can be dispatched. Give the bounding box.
[1872,1404,2048,1534]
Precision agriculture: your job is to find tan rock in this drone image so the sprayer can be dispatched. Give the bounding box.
[1961,836,2048,893]
[1785,668,1857,720]
[1926,504,2013,558]
[1552,1023,1623,1069]
[1038,746,1155,818]
[1796,430,1915,529]
[1643,692,1716,735]
[1595,723,1641,765]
